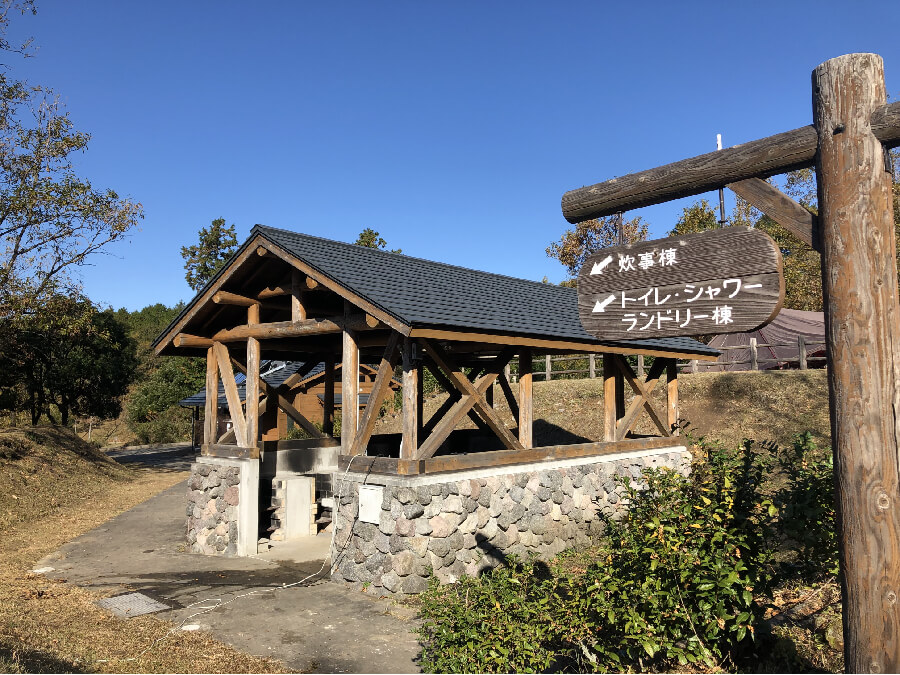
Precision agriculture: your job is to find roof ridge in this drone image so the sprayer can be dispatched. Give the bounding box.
[252,224,572,292]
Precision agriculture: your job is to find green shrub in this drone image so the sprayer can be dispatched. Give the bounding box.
[574,442,776,670]
[418,558,566,673]
[418,440,779,673]
[773,431,838,580]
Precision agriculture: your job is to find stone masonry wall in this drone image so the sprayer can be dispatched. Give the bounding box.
[332,448,690,594]
[186,460,242,556]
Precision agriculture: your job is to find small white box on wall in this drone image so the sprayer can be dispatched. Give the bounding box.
[358,485,383,524]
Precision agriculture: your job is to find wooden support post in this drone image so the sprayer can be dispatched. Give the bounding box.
[323,357,335,435]
[814,53,900,672]
[245,304,260,447]
[518,348,533,449]
[545,354,551,381]
[603,354,617,442]
[204,346,219,445]
[690,359,698,374]
[504,363,511,384]
[416,361,424,439]
[341,303,359,455]
[637,355,645,378]
[291,270,306,321]
[615,357,626,428]
[666,360,678,434]
[401,338,418,459]
[798,335,808,370]
[589,353,596,379]
[749,337,758,371]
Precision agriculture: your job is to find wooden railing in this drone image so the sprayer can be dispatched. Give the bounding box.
[680,336,827,373]
[501,336,827,382]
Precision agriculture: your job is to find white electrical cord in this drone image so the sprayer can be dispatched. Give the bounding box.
[118,455,362,663]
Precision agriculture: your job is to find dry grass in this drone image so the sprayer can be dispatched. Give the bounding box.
[376,369,831,452]
[0,426,289,674]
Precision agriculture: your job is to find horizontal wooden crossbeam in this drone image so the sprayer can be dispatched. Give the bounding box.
[208,315,380,343]
[561,100,900,222]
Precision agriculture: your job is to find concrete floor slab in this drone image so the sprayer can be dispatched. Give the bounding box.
[37,465,422,674]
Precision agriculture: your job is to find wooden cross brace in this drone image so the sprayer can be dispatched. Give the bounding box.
[348,332,401,456]
[610,354,672,441]
[415,340,518,459]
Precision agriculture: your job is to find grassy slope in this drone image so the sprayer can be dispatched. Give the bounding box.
[0,427,288,674]
[377,369,831,452]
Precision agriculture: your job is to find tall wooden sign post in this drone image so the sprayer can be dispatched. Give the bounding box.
[562,53,900,672]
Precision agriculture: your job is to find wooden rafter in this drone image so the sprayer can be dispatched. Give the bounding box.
[416,343,518,459]
[350,332,401,456]
[612,356,671,439]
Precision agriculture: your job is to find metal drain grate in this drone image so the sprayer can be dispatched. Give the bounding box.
[97,592,170,617]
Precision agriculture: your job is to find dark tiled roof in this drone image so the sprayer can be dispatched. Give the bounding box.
[254,225,717,356]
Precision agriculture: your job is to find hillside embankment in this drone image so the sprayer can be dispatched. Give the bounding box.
[376,369,831,452]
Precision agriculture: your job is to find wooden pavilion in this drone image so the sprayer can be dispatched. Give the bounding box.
[154,225,718,477]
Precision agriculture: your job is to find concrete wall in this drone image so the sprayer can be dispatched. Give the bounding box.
[185,456,259,557]
[331,446,690,594]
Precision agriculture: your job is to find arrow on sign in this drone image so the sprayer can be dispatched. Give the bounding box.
[593,295,616,313]
[590,255,614,275]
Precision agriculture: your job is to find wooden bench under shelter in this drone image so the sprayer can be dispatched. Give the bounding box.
[153,225,718,476]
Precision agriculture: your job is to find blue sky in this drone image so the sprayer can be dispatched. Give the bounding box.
[8,1,900,311]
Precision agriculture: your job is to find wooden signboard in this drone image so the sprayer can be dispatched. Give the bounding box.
[577,226,783,340]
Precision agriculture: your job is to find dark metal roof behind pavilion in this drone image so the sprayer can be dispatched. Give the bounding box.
[251,225,717,356]
[179,361,314,407]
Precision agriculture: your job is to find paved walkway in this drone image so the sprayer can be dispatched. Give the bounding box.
[36,449,422,673]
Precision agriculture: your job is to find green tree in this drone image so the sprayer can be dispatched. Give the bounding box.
[125,355,205,444]
[355,227,401,253]
[180,218,239,291]
[546,215,649,279]
[667,199,720,236]
[2,295,137,425]
[0,2,143,321]
[114,302,204,443]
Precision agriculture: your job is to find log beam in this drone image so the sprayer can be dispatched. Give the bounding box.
[561,99,900,222]
[211,315,380,343]
[213,290,260,307]
[180,333,214,348]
